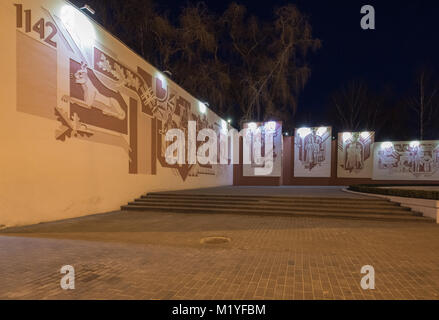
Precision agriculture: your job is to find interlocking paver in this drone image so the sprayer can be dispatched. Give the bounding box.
[0,209,438,300]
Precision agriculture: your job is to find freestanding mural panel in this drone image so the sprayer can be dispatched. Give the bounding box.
[242,121,283,177]
[294,127,332,177]
[337,132,375,178]
[0,0,233,226]
[373,141,439,180]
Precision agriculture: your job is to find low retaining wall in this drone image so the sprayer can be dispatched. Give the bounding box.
[343,188,439,223]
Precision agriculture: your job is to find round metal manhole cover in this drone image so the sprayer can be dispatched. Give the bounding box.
[200,236,231,245]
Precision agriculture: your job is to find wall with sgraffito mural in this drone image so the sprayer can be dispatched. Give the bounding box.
[293,127,332,178]
[0,0,233,226]
[373,141,439,180]
[337,132,375,178]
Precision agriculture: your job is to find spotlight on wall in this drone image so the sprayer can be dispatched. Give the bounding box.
[61,5,96,47]
[410,141,420,148]
[247,122,257,131]
[264,121,276,132]
[360,131,370,139]
[297,127,311,138]
[163,70,172,77]
[221,119,228,133]
[80,4,95,15]
[381,141,393,149]
[198,102,207,114]
[342,132,352,142]
[316,127,327,136]
[227,118,232,124]
[155,71,167,87]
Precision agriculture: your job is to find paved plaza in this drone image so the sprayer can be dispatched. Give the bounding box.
[1,188,439,300]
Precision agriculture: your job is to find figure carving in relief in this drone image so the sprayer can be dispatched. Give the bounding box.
[67,62,126,120]
[304,132,323,170]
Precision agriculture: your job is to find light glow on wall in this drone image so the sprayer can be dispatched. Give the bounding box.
[410,141,420,148]
[61,5,96,48]
[247,122,257,131]
[360,132,370,139]
[264,121,276,132]
[221,119,228,133]
[316,127,327,136]
[381,142,393,149]
[297,128,311,138]
[198,102,207,114]
[342,132,352,142]
[156,72,167,86]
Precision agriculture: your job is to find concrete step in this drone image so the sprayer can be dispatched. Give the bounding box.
[143,193,394,205]
[122,192,432,222]
[131,199,413,214]
[134,197,407,209]
[121,204,433,223]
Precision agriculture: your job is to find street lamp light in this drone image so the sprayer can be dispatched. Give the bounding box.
[80,4,95,15]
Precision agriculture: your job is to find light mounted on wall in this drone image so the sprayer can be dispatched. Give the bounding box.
[80,4,95,15]
[61,5,96,47]
[163,70,172,77]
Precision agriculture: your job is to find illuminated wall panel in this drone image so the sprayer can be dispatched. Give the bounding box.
[0,0,233,226]
[372,141,439,180]
[337,132,375,178]
[294,127,332,177]
[242,121,283,177]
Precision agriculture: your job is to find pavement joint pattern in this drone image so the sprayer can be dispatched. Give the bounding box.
[1,209,439,300]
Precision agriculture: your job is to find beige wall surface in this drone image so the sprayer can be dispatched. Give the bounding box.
[0,0,233,227]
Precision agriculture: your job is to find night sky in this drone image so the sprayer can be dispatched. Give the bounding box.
[75,0,439,129]
[155,0,439,126]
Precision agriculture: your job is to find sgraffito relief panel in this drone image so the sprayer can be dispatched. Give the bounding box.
[294,127,332,177]
[337,132,375,178]
[242,121,283,177]
[0,0,232,226]
[14,0,229,181]
[373,141,439,180]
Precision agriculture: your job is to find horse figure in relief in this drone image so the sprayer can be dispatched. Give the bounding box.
[64,62,126,120]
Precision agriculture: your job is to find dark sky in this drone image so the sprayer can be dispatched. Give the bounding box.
[155,0,439,125]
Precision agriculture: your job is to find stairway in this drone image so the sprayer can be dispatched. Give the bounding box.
[121,192,434,222]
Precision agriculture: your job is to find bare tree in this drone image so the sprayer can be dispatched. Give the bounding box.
[75,1,320,126]
[329,80,386,133]
[406,69,438,140]
[222,3,320,124]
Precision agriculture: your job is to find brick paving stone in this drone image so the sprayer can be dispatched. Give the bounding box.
[0,209,438,300]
